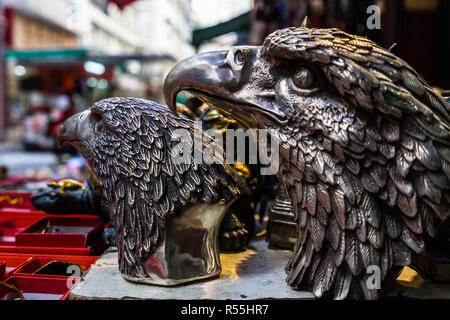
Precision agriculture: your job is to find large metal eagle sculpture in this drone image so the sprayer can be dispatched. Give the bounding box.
[164,26,450,299]
[57,97,248,284]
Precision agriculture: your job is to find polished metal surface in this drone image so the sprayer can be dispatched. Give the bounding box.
[58,98,247,286]
[267,184,296,250]
[164,23,450,299]
[125,203,228,286]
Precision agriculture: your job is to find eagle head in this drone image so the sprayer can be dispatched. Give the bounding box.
[165,27,450,145]
[58,97,165,170]
[58,97,247,283]
[165,33,355,138]
[164,26,450,299]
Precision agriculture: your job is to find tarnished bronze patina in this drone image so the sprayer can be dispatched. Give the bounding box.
[164,24,450,299]
[57,98,248,285]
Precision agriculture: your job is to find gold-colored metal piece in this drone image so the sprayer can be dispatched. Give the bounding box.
[396,266,425,289]
[0,195,24,205]
[40,220,52,234]
[198,103,210,114]
[234,163,251,179]
[300,16,311,28]
[0,281,25,300]
[47,179,86,195]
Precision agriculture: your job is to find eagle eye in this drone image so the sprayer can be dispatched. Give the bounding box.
[293,67,315,89]
[90,110,103,132]
[234,49,244,66]
[91,110,102,120]
[226,48,245,70]
[95,121,103,133]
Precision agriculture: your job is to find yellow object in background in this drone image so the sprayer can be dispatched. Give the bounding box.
[0,195,23,205]
[47,179,86,195]
[396,266,425,288]
[404,0,439,12]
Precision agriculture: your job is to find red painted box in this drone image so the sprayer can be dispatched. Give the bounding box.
[0,245,96,256]
[0,211,45,246]
[0,191,34,210]
[0,261,5,281]
[15,216,104,249]
[12,255,98,279]
[0,276,70,300]
[0,254,34,278]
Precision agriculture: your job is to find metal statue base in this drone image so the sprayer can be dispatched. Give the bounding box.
[121,203,226,286]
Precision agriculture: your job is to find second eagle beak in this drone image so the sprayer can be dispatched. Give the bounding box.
[163,47,276,127]
[164,50,233,115]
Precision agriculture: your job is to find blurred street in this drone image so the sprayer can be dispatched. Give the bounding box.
[0,148,56,175]
[0,0,255,179]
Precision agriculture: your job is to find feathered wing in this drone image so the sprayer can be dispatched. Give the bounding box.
[90,99,246,277]
[264,28,450,299]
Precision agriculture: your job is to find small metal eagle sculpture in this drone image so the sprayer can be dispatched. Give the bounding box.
[57,98,248,285]
[164,26,450,299]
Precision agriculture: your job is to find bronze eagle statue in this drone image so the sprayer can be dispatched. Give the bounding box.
[164,26,450,299]
[57,97,248,284]
[38,103,257,252]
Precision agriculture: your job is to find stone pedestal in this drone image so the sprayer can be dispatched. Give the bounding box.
[68,237,450,300]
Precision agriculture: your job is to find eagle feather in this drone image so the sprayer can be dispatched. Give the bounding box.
[90,98,246,277]
[262,27,450,299]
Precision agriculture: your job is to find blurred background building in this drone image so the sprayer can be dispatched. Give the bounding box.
[0,0,448,176]
[1,0,194,149]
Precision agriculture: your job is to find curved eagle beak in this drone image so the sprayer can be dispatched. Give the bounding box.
[57,110,96,159]
[164,46,287,127]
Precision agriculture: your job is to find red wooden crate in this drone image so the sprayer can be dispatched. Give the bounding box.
[0,253,99,277]
[0,254,34,278]
[0,244,96,256]
[13,255,98,279]
[0,261,5,281]
[0,276,70,300]
[0,208,47,215]
[16,216,104,248]
[0,207,104,220]
[0,211,45,246]
[0,191,34,210]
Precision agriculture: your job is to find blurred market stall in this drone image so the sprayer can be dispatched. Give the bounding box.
[0,0,447,179]
[0,0,195,152]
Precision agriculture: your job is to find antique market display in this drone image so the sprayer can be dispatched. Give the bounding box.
[164,25,450,299]
[57,97,249,285]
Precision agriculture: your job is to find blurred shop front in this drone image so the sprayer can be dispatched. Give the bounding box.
[2,4,150,151]
[3,8,107,151]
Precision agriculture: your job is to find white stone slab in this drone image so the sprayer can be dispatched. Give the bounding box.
[68,238,315,300]
[68,236,450,300]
